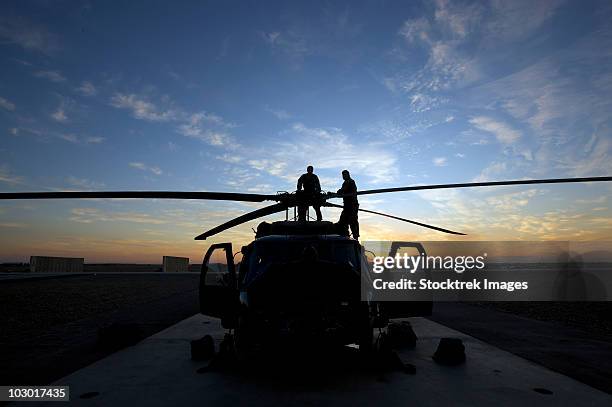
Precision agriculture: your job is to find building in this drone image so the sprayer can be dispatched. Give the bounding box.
[162,256,190,273]
[30,256,84,273]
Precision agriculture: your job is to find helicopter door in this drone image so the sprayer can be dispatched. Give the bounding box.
[383,242,433,318]
[199,243,237,328]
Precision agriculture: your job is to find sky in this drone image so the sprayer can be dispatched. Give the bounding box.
[1,0,611,263]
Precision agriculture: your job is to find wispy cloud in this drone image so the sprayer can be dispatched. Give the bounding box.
[243,123,398,185]
[58,134,104,144]
[259,10,363,69]
[76,81,97,96]
[0,165,24,185]
[177,112,237,147]
[66,176,106,190]
[473,24,612,176]
[110,92,238,148]
[69,208,168,225]
[0,17,60,55]
[51,106,68,122]
[265,105,292,120]
[485,0,565,42]
[34,70,66,83]
[110,93,177,122]
[129,162,162,175]
[261,30,310,66]
[469,116,520,144]
[0,222,27,228]
[473,161,507,182]
[0,96,15,111]
[216,153,242,164]
[433,157,448,166]
[59,134,77,143]
[85,136,105,144]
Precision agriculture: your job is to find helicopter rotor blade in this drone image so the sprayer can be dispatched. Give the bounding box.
[323,202,466,235]
[354,176,612,197]
[194,202,289,240]
[0,191,280,203]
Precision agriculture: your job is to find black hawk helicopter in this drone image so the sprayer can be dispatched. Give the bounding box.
[1,175,611,356]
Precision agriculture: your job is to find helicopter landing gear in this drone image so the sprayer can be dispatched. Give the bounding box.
[358,303,374,356]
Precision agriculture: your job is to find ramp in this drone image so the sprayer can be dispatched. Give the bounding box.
[27,315,611,406]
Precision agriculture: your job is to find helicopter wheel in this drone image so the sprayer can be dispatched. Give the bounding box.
[233,311,252,362]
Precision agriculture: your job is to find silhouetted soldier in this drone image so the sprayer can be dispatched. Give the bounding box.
[336,169,359,239]
[297,165,322,221]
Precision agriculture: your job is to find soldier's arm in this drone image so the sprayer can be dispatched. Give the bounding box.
[314,175,321,192]
[297,175,303,190]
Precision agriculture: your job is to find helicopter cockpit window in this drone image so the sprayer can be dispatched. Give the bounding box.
[205,247,229,285]
[207,250,227,272]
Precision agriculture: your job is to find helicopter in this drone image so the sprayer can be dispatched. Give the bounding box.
[1,175,611,357]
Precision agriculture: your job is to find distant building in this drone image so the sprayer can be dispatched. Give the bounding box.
[30,256,84,273]
[162,256,189,273]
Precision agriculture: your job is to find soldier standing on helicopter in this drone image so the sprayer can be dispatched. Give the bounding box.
[336,169,359,239]
[297,165,323,221]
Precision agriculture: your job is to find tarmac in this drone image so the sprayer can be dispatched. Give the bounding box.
[0,272,196,282]
[16,314,611,406]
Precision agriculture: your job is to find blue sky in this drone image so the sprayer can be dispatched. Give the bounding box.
[1,0,611,262]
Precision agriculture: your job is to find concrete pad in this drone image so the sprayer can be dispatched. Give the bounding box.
[0,272,196,283]
[0,272,89,282]
[20,315,611,406]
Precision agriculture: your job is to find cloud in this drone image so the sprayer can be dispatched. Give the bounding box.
[34,70,66,83]
[59,134,77,143]
[434,0,483,40]
[261,30,310,65]
[473,161,507,182]
[110,93,177,122]
[409,93,447,113]
[129,162,163,175]
[259,10,363,69]
[0,165,24,185]
[66,176,106,190]
[469,116,521,144]
[399,17,432,44]
[192,111,236,128]
[263,31,281,45]
[485,189,539,212]
[0,222,28,229]
[51,106,68,122]
[110,91,239,148]
[486,0,565,42]
[433,157,448,166]
[265,106,292,120]
[216,153,242,164]
[57,134,104,144]
[85,136,105,144]
[247,159,288,177]
[76,81,97,96]
[0,17,60,54]
[388,0,563,107]
[69,208,168,225]
[177,112,237,147]
[244,123,398,185]
[0,97,15,111]
[472,25,612,176]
